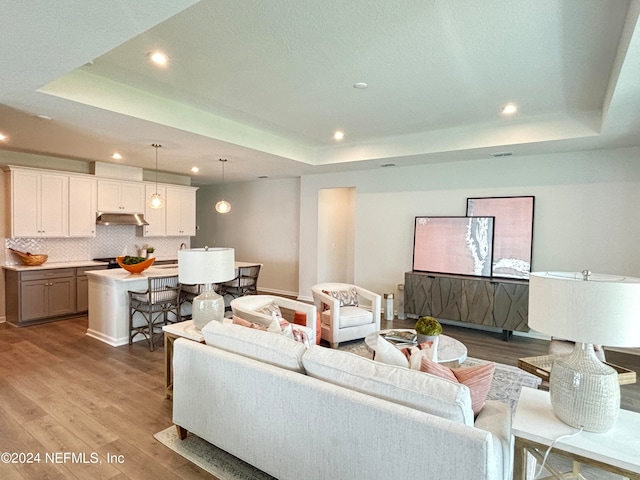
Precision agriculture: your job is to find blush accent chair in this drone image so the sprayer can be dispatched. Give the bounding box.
[311,283,381,349]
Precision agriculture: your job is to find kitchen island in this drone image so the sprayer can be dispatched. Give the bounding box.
[86,262,260,347]
[86,264,185,346]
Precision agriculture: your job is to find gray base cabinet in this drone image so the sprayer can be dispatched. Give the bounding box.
[404,271,529,334]
[5,266,106,326]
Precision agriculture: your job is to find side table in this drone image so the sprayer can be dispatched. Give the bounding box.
[512,387,640,479]
[163,320,205,399]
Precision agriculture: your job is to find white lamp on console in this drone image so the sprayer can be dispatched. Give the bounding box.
[528,271,640,432]
[178,247,235,330]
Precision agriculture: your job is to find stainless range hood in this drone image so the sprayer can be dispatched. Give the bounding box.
[96,212,149,226]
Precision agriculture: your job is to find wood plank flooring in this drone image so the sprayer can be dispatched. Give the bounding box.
[1,316,639,479]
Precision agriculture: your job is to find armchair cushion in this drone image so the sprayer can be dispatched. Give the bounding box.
[322,305,372,328]
[256,301,283,318]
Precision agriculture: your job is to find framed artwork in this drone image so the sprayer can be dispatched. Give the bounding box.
[413,216,495,277]
[466,196,534,279]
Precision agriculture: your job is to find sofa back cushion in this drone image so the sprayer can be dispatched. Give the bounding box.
[201,321,307,373]
[302,345,474,425]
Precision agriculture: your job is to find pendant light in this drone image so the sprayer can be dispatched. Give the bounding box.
[148,143,164,209]
[215,158,231,214]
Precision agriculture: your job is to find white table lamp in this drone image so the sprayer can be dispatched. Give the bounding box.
[178,247,235,330]
[529,271,640,432]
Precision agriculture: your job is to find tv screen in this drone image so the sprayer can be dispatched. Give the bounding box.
[413,216,495,277]
[466,196,534,279]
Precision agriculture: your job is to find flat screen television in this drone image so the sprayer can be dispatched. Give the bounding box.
[466,196,534,279]
[412,216,495,277]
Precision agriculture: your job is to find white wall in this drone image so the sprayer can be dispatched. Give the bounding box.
[298,146,640,300]
[195,178,300,295]
[317,187,355,283]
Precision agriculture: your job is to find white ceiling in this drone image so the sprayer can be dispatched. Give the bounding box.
[1,0,639,185]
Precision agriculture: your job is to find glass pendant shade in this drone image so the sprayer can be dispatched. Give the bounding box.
[216,158,231,214]
[149,143,164,209]
[148,192,164,209]
[215,199,231,213]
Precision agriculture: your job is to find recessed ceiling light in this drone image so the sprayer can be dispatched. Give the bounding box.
[501,103,518,115]
[333,131,345,141]
[112,152,122,160]
[0,133,6,141]
[36,114,53,120]
[148,51,169,66]
[353,82,368,89]
[191,166,199,173]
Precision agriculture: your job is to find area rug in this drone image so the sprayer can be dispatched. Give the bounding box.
[154,426,276,480]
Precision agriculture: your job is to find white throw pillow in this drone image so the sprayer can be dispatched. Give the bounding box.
[374,336,409,368]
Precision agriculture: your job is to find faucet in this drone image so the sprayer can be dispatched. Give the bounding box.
[180,243,187,250]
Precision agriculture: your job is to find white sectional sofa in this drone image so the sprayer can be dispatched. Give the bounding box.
[172,321,514,480]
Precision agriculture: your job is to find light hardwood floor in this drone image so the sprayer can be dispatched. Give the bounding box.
[0,316,638,479]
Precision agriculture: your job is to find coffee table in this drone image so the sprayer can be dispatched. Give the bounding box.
[364,329,467,365]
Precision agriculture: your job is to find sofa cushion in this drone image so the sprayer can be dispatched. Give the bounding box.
[420,357,495,415]
[302,345,475,425]
[201,320,307,373]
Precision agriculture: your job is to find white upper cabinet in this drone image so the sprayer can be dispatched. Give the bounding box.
[97,179,145,213]
[9,168,69,238]
[143,184,166,237]
[69,176,97,237]
[166,186,197,236]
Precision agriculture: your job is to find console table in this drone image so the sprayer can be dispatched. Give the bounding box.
[163,320,205,399]
[404,271,529,338]
[513,387,640,479]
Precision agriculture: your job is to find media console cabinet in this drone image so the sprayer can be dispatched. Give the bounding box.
[404,271,529,339]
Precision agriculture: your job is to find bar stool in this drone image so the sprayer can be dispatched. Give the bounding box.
[128,275,181,351]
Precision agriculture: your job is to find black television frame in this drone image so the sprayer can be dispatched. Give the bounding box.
[466,196,535,280]
[412,215,495,278]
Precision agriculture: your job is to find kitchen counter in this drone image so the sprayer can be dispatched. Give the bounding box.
[86,261,260,347]
[3,260,109,271]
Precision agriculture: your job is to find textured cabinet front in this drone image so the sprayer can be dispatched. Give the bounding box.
[404,271,528,332]
[493,282,529,331]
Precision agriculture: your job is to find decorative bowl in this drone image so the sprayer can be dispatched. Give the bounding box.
[116,256,155,273]
[9,248,48,266]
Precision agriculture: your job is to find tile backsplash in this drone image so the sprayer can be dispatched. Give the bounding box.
[4,225,189,265]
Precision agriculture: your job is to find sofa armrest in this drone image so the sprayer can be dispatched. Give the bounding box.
[474,400,513,480]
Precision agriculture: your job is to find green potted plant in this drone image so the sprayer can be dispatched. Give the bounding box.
[415,316,442,344]
[146,246,155,259]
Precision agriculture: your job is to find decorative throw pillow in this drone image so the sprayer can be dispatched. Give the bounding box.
[399,341,437,369]
[322,287,359,310]
[294,310,321,345]
[373,336,409,368]
[257,301,283,318]
[420,357,495,415]
[232,315,267,331]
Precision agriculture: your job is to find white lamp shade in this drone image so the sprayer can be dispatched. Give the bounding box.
[178,248,235,284]
[529,271,640,347]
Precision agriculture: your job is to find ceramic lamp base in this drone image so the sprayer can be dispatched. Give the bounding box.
[549,342,620,432]
[192,284,225,331]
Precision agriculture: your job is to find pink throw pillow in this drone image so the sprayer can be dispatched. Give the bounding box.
[420,357,495,415]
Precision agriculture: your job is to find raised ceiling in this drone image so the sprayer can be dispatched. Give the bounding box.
[1,0,639,185]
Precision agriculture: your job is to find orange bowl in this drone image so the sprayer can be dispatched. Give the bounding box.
[116,256,155,273]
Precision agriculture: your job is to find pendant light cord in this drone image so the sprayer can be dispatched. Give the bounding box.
[152,143,161,194]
